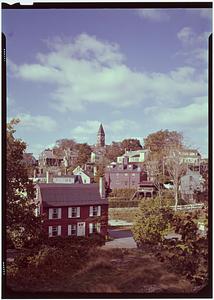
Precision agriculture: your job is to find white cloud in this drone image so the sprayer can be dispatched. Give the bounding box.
[145,100,208,127]
[71,119,140,143]
[177,27,210,47]
[13,113,58,132]
[9,33,207,112]
[72,120,101,136]
[26,142,56,158]
[176,27,210,66]
[137,9,170,22]
[177,27,195,45]
[106,119,139,133]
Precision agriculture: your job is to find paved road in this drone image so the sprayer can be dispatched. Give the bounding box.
[108,229,133,239]
[102,229,137,249]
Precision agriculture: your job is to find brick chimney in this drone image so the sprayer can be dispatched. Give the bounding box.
[99,177,105,199]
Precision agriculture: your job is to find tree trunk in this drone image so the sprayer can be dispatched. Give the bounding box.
[174,187,178,211]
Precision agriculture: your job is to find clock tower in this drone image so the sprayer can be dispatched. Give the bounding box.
[97,124,105,148]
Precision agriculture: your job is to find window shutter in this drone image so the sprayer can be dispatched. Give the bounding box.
[89,223,93,234]
[48,226,52,237]
[77,207,80,218]
[49,208,53,220]
[97,206,101,216]
[58,225,61,236]
[68,207,72,218]
[97,223,101,233]
[68,225,71,236]
[89,206,93,217]
[58,208,62,219]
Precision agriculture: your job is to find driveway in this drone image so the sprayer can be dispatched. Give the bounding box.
[102,228,137,249]
[108,229,133,239]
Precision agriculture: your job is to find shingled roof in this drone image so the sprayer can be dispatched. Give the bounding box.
[37,183,108,207]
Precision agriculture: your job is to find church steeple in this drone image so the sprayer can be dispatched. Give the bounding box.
[97,123,105,147]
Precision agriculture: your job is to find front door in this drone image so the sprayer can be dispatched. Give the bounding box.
[77,222,85,236]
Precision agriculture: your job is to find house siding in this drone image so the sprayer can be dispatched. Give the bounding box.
[105,170,147,189]
[42,204,108,237]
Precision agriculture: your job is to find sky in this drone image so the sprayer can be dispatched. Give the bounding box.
[2,7,212,158]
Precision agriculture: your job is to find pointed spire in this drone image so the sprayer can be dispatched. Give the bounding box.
[98,123,105,135]
[97,123,105,147]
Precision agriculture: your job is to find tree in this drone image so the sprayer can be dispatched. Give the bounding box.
[143,130,183,154]
[121,138,142,151]
[105,142,123,162]
[74,143,92,167]
[143,130,184,195]
[132,197,173,248]
[6,119,43,248]
[53,139,76,160]
[165,148,187,210]
[94,164,106,183]
[105,139,143,162]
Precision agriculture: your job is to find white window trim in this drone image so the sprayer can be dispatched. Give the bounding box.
[68,207,80,218]
[48,225,61,237]
[68,224,77,236]
[89,205,101,217]
[89,223,101,234]
[49,208,61,220]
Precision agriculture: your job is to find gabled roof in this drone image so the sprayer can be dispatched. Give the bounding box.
[37,183,108,207]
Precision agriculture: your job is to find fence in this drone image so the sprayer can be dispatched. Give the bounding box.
[170,203,205,211]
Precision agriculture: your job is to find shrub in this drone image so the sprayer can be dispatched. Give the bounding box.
[108,198,140,208]
[132,197,173,247]
[160,212,209,284]
[109,189,136,198]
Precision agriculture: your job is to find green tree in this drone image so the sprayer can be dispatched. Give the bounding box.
[6,119,43,249]
[74,143,92,167]
[132,197,173,248]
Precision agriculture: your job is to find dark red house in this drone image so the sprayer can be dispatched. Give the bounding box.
[105,162,147,190]
[35,180,108,238]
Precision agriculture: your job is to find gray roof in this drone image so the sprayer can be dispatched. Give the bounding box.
[37,183,108,207]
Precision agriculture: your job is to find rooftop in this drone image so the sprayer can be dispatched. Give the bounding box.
[36,183,108,207]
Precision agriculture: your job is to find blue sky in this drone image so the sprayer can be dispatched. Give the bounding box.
[3,8,212,158]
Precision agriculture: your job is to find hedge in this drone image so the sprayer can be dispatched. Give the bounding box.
[108,198,140,208]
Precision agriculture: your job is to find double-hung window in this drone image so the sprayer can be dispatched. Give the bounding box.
[68,207,80,218]
[48,225,61,237]
[89,205,101,217]
[49,208,61,219]
[68,224,77,236]
[89,223,101,234]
